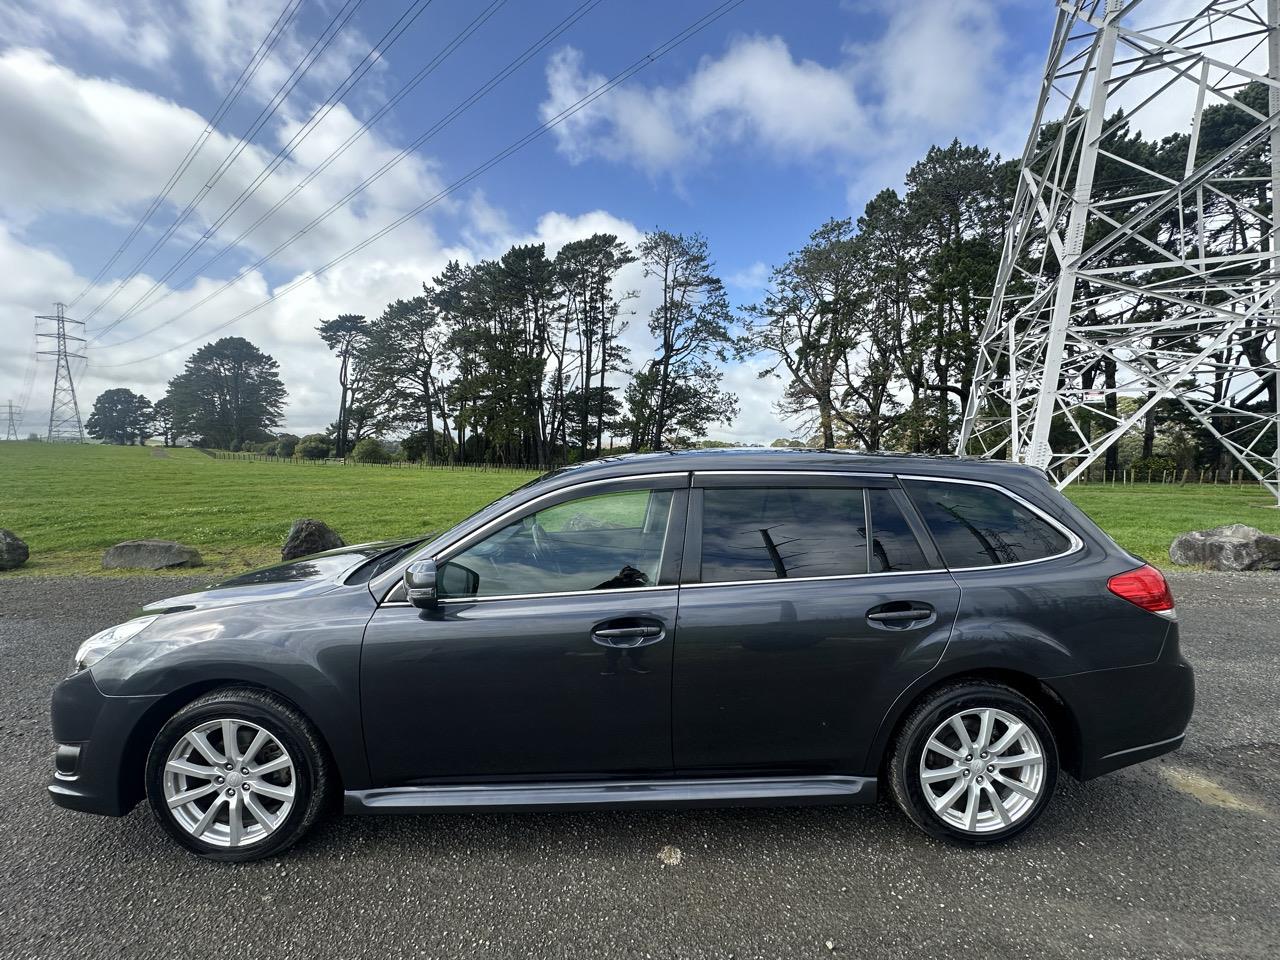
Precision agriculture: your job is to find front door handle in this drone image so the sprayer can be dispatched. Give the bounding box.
[591,619,666,648]
[866,602,935,630]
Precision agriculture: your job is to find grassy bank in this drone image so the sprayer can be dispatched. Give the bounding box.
[1,440,1276,576]
[0,442,537,575]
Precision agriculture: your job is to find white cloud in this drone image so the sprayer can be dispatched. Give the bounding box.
[540,4,1039,196]
[543,37,868,177]
[0,0,173,69]
[0,34,789,445]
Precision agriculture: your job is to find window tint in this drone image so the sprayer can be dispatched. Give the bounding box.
[440,489,674,598]
[867,489,930,572]
[700,487,868,582]
[902,480,1071,568]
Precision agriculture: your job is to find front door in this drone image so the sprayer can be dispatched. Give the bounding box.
[361,478,688,785]
[672,475,960,775]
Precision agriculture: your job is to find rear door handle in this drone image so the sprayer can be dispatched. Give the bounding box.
[866,602,935,629]
[591,620,666,648]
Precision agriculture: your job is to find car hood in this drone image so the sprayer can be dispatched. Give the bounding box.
[141,540,414,613]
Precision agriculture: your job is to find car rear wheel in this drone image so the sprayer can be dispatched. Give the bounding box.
[145,687,330,862]
[888,681,1058,844]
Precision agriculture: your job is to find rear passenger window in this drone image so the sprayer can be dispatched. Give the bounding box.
[867,489,930,572]
[700,487,868,582]
[903,480,1071,568]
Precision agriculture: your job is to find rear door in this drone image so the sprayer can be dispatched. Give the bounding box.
[672,472,960,776]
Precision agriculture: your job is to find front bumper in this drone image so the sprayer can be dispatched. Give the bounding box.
[1048,638,1195,781]
[48,668,160,817]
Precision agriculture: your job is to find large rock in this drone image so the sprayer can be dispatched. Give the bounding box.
[1168,523,1280,571]
[282,518,345,561]
[0,529,29,570]
[102,539,203,570]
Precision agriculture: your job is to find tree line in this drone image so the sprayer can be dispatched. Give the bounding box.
[86,95,1275,473]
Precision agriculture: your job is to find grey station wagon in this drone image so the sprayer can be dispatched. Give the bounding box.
[49,449,1195,861]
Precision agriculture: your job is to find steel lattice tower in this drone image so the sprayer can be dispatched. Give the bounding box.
[3,400,20,441]
[959,0,1280,503]
[36,303,86,443]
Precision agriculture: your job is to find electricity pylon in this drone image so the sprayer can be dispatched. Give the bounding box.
[959,0,1280,504]
[36,302,86,443]
[3,401,19,440]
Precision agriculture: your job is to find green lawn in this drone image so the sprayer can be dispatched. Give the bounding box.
[1066,482,1279,565]
[0,442,537,576]
[1,440,1276,576]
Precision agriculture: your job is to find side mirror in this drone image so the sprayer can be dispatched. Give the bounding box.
[404,559,439,608]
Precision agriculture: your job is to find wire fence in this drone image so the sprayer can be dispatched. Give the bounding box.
[201,450,1270,487]
[1073,467,1267,486]
[202,449,553,473]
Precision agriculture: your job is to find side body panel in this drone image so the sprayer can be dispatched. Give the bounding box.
[672,572,960,775]
[361,590,679,783]
[91,590,375,790]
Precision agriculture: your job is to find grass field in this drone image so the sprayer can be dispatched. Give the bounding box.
[2,440,1277,576]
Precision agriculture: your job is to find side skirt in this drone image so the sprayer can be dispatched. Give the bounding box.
[345,775,877,814]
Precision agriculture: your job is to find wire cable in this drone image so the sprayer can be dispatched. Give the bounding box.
[80,0,368,326]
[90,0,445,342]
[93,0,613,352]
[92,0,748,370]
[93,0,598,349]
[66,0,305,310]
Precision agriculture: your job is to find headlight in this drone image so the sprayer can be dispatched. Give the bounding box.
[73,616,159,672]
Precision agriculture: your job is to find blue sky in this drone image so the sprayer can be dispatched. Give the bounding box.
[0,0,1054,441]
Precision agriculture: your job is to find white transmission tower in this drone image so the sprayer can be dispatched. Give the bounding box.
[959,0,1280,504]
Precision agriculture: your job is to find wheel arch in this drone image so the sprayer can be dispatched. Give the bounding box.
[867,667,1083,780]
[118,679,349,813]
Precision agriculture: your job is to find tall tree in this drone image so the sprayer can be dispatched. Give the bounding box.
[164,337,287,448]
[86,388,153,445]
[317,313,367,459]
[151,396,175,447]
[627,231,738,450]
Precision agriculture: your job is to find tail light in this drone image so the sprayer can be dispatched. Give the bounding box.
[1107,564,1176,618]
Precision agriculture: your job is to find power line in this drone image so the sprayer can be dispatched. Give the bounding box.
[80,0,368,326]
[92,0,620,356]
[93,0,748,370]
[92,0,593,349]
[66,0,305,311]
[89,0,446,343]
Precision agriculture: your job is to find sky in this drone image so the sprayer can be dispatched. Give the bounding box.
[0,0,1056,444]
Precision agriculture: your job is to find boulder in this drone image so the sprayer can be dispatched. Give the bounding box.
[1168,523,1280,571]
[102,539,203,570]
[282,518,345,561]
[0,529,29,570]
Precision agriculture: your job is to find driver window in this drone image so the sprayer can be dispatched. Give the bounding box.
[438,488,675,599]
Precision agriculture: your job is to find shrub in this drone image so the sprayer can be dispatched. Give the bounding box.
[1129,455,1178,476]
[352,436,390,463]
[275,435,298,458]
[229,439,243,452]
[297,435,331,460]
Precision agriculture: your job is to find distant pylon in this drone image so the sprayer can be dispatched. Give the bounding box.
[3,400,20,441]
[959,0,1280,504]
[35,302,86,443]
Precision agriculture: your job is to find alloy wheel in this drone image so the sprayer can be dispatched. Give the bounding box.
[162,717,296,848]
[917,707,1045,834]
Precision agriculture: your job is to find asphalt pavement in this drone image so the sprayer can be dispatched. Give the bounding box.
[0,571,1276,959]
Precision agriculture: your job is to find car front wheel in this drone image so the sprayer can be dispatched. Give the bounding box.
[145,687,330,862]
[888,681,1058,844]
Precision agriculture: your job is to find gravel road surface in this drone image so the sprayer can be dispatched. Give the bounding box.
[1,572,1276,959]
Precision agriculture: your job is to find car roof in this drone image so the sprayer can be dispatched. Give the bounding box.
[530,447,1047,491]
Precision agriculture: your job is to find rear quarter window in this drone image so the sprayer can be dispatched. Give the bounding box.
[902,479,1072,568]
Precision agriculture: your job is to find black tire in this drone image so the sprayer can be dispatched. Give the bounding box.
[145,687,330,862]
[887,681,1058,845]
